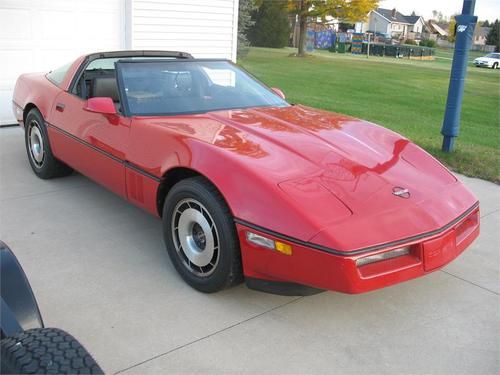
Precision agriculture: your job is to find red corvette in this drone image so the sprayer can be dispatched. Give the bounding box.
[12,51,479,295]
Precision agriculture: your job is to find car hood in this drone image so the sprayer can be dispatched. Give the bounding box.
[152,105,478,251]
[475,57,497,62]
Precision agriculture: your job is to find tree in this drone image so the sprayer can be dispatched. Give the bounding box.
[288,0,379,56]
[481,20,490,27]
[448,18,456,43]
[431,10,447,23]
[238,0,258,56]
[249,1,290,48]
[486,19,499,52]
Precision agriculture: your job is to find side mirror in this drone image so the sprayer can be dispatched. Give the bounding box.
[84,97,116,115]
[271,87,286,100]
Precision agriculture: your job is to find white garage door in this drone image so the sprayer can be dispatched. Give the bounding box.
[0,0,125,125]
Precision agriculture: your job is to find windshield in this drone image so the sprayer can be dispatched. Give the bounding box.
[486,53,500,58]
[117,60,289,116]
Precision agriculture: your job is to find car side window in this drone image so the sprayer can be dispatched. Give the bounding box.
[46,62,72,87]
[73,58,119,102]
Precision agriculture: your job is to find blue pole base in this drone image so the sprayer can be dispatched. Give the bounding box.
[442,136,456,152]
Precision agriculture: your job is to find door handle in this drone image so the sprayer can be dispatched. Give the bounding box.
[55,103,65,112]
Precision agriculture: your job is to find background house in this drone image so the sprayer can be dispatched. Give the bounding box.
[363,8,425,40]
[474,27,491,46]
[423,21,449,41]
[0,0,239,125]
[405,14,426,40]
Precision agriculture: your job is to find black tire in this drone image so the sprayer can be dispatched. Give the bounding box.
[25,108,73,179]
[0,328,103,374]
[493,62,498,69]
[162,176,242,293]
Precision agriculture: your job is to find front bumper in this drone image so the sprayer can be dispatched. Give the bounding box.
[474,61,492,68]
[237,204,480,294]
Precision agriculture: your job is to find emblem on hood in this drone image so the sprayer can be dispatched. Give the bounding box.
[392,187,410,199]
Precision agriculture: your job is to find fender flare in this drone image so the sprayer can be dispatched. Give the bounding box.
[0,241,43,338]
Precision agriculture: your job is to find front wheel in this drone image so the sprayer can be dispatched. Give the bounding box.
[162,177,242,293]
[493,62,498,69]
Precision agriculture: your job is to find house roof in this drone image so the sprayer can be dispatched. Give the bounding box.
[429,22,448,36]
[374,8,411,24]
[404,15,422,25]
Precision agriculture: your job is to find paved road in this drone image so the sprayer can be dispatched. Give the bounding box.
[1,127,499,374]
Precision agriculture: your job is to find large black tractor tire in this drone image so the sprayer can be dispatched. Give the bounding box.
[0,328,103,374]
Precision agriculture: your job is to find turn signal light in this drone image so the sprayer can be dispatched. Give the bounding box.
[356,246,410,267]
[275,241,293,255]
[246,232,293,256]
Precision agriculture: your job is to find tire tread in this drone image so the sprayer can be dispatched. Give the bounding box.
[0,328,103,374]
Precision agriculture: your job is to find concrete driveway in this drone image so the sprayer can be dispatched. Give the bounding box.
[1,126,499,374]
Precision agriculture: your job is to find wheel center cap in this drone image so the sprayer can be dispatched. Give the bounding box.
[192,223,206,250]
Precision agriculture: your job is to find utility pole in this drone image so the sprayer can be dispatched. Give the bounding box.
[440,0,478,152]
[367,33,371,58]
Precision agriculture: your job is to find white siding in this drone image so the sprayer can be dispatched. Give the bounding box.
[367,11,390,35]
[411,18,425,34]
[0,0,125,125]
[129,0,238,61]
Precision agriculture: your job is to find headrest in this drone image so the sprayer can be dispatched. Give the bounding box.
[174,73,193,93]
[92,77,119,102]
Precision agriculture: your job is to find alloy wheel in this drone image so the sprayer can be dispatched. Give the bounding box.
[171,198,220,277]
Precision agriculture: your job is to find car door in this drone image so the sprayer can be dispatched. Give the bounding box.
[47,90,129,198]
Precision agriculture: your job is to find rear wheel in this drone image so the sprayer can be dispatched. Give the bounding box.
[493,62,498,69]
[162,177,242,292]
[25,108,72,179]
[0,328,103,374]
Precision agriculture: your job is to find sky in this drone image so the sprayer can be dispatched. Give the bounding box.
[379,0,500,22]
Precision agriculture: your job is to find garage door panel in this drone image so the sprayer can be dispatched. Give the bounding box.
[0,0,124,125]
[0,9,32,40]
[0,50,34,84]
[0,91,15,123]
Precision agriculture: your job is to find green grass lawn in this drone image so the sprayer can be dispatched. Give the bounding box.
[239,47,500,183]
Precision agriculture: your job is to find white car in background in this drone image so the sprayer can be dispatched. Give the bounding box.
[473,53,500,69]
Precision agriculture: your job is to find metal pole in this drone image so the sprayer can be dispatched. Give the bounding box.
[367,33,371,58]
[440,0,478,152]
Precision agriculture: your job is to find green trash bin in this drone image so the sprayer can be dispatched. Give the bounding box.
[337,42,346,53]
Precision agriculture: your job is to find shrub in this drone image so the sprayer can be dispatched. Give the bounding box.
[420,39,437,48]
[248,0,290,48]
[404,39,417,45]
